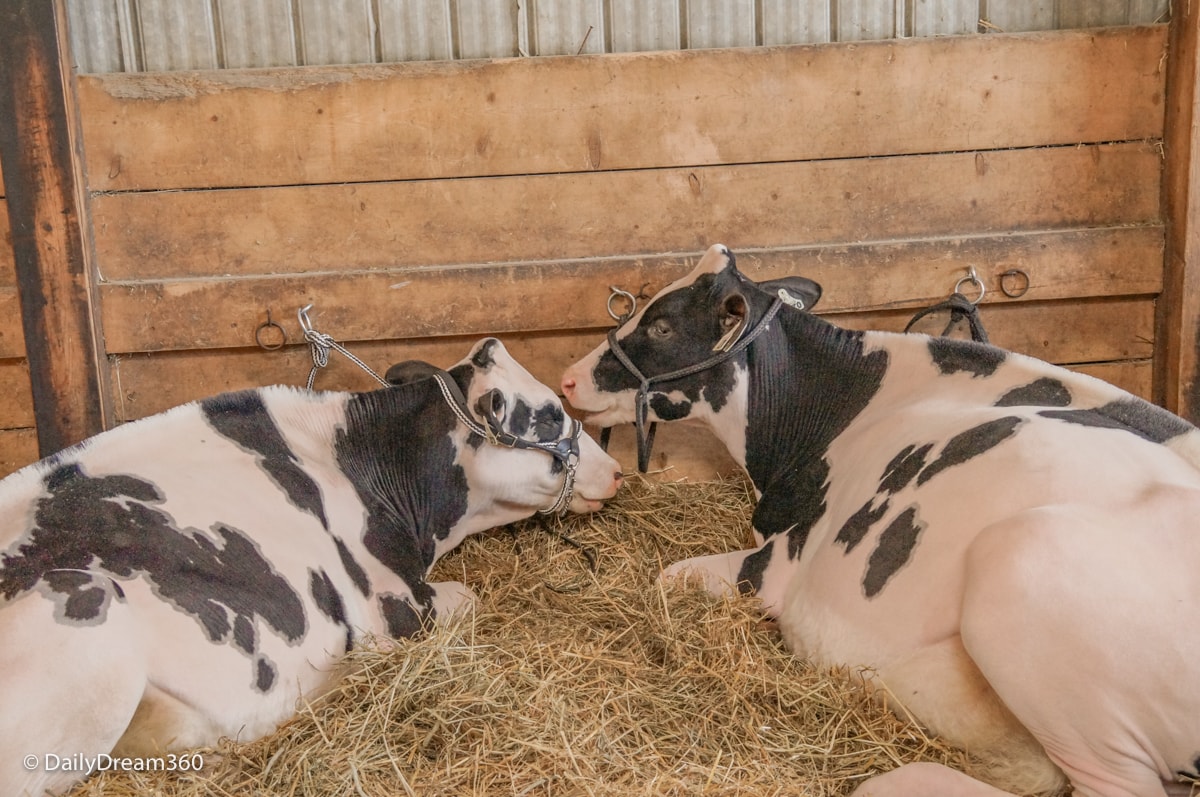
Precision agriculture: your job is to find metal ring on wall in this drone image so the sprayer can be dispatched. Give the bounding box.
[999,269,1031,299]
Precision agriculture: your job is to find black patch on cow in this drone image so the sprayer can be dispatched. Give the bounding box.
[917,416,1024,487]
[1039,399,1194,444]
[863,506,925,598]
[335,538,371,598]
[649,393,693,421]
[335,383,470,615]
[835,498,891,553]
[379,592,423,639]
[233,614,256,655]
[52,570,114,621]
[471,338,500,370]
[310,567,354,653]
[745,308,890,561]
[995,377,1072,408]
[201,391,328,530]
[0,463,307,679]
[879,443,933,494]
[927,337,1006,378]
[735,545,773,596]
[254,656,276,693]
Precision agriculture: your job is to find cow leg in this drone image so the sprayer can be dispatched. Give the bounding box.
[850,762,1019,797]
[960,503,1199,797]
[0,590,146,797]
[660,534,794,615]
[428,580,477,622]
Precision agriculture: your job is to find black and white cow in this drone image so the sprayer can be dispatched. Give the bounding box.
[2,337,621,797]
[562,245,1200,797]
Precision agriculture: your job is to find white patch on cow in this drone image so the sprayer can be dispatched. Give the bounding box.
[568,252,1200,797]
[0,340,621,797]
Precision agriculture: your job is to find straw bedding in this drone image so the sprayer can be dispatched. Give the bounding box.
[69,476,1018,797]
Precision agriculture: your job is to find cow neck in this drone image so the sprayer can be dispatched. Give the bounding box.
[334,381,467,603]
[743,308,889,547]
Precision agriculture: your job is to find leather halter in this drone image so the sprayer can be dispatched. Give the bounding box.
[429,371,581,515]
[606,295,788,473]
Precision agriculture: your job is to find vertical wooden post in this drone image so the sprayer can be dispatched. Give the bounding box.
[1157,5,1200,421]
[0,0,112,455]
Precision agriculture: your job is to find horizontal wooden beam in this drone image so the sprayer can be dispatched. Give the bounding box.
[91,143,1161,285]
[98,226,1162,354]
[110,296,1154,421]
[78,26,1167,191]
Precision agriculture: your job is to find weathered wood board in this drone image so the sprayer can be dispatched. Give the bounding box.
[0,23,1181,479]
[78,26,1165,191]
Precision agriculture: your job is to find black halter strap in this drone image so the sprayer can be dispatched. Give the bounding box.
[429,370,581,515]
[606,297,786,473]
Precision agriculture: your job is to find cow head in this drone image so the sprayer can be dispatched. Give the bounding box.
[561,245,821,458]
[388,338,622,528]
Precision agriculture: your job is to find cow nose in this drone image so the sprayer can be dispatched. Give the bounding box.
[561,376,576,398]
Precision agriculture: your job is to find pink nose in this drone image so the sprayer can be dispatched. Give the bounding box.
[561,376,577,399]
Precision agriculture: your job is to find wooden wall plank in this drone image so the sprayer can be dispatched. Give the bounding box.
[98,225,1162,354]
[1071,359,1152,398]
[0,290,26,359]
[91,143,1160,283]
[77,26,1166,191]
[0,429,40,479]
[1154,0,1200,420]
[110,296,1155,420]
[0,359,35,428]
[0,0,113,455]
[0,203,12,282]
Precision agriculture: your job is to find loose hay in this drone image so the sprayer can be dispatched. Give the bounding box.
[68,476,1002,797]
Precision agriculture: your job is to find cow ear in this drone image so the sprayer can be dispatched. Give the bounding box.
[384,360,440,386]
[713,292,749,352]
[474,388,507,428]
[757,276,822,311]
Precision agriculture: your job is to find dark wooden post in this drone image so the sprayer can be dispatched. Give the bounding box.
[1157,5,1200,420]
[0,0,112,455]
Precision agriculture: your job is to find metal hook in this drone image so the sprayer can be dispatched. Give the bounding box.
[254,308,287,351]
[954,266,986,306]
[297,303,315,334]
[607,286,638,323]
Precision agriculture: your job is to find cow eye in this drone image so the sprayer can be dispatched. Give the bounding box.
[649,319,673,339]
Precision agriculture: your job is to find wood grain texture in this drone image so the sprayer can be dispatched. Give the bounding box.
[109,296,1155,421]
[77,26,1166,191]
[1155,0,1200,420]
[97,224,1162,354]
[0,429,40,479]
[0,0,112,455]
[91,143,1161,284]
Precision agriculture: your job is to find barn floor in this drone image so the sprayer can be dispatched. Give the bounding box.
[68,476,1018,797]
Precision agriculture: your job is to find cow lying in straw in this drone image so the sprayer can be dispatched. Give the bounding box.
[0,337,622,797]
[561,244,1200,797]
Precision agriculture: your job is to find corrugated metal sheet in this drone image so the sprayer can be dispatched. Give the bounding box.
[64,0,1172,74]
